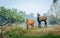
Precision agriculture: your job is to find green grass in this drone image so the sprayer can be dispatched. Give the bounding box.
[4,31,60,38]
[0,26,60,38]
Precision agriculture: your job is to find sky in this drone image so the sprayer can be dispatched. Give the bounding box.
[0,0,53,17]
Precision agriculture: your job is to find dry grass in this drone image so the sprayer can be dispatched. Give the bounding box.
[24,24,60,36]
[0,24,60,36]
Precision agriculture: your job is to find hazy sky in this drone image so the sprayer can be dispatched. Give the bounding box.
[0,0,53,17]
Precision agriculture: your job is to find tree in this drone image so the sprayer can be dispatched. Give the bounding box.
[53,0,58,3]
[0,6,25,24]
[48,14,57,24]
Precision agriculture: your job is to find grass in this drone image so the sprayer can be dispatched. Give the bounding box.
[0,25,60,38]
[4,31,60,38]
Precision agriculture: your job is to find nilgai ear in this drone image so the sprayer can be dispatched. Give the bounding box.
[37,13,40,16]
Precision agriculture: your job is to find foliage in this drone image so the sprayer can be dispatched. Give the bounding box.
[43,0,60,25]
[53,0,58,3]
[48,14,57,24]
[0,6,25,23]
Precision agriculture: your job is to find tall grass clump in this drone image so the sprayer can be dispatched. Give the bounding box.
[1,25,60,38]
